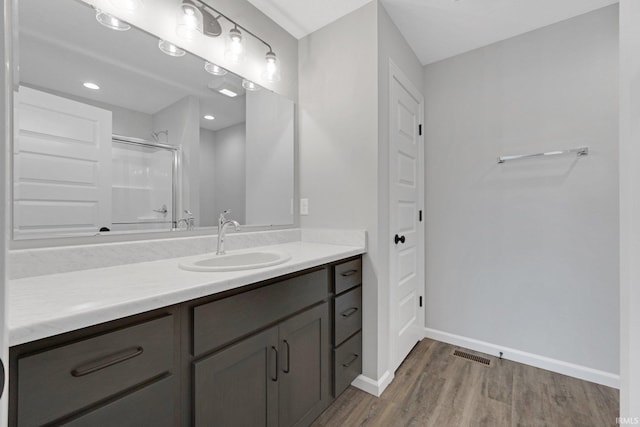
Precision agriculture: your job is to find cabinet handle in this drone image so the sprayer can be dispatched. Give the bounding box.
[340,269,358,277]
[283,340,290,374]
[342,354,359,368]
[341,307,359,318]
[270,346,278,382]
[71,346,144,377]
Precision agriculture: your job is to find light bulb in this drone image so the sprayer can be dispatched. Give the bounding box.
[263,51,281,82]
[205,62,227,76]
[158,40,186,57]
[225,27,245,63]
[176,3,202,40]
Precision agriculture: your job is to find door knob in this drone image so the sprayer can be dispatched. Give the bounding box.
[394,234,405,244]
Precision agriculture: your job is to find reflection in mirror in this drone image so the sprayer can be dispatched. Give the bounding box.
[13,0,294,240]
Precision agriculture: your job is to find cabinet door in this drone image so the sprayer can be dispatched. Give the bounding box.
[278,303,330,427]
[193,327,279,427]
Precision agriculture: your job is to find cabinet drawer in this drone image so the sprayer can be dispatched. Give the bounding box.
[193,268,329,356]
[63,376,175,427]
[333,331,362,397]
[17,315,174,427]
[334,258,362,294]
[334,286,362,346]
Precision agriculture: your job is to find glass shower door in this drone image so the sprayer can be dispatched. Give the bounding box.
[111,138,177,232]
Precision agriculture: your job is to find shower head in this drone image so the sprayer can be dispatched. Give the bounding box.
[151,130,168,142]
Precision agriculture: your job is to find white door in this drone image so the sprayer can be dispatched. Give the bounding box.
[389,61,425,372]
[13,87,112,239]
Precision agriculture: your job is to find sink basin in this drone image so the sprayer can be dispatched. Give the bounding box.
[180,250,291,272]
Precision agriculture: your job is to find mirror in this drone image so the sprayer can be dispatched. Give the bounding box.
[13,0,295,240]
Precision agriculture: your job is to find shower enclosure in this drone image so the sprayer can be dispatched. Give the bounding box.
[110,136,179,232]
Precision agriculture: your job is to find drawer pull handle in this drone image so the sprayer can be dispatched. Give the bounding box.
[71,346,144,377]
[342,354,359,368]
[340,270,359,277]
[283,340,291,374]
[271,346,279,382]
[341,307,359,318]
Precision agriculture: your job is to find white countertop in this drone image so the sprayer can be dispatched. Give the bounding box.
[8,241,365,346]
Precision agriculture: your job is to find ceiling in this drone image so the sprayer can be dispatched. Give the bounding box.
[247,0,618,65]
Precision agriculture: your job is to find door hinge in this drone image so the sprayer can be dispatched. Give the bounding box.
[419,296,423,307]
[419,210,423,222]
[419,124,422,136]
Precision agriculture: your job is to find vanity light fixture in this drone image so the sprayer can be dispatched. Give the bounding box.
[108,0,144,14]
[225,26,245,63]
[242,79,260,91]
[176,2,203,40]
[203,115,215,120]
[158,40,186,57]
[204,61,227,76]
[263,50,280,82]
[95,9,131,31]
[83,82,100,90]
[176,0,280,83]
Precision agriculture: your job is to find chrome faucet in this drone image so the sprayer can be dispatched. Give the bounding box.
[177,210,196,230]
[217,210,240,255]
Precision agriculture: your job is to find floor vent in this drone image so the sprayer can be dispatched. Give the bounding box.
[452,350,491,366]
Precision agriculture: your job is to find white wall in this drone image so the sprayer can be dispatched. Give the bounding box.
[153,95,200,225]
[214,123,246,224]
[299,1,380,383]
[619,0,640,417]
[424,6,619,381]
[245,90,294,226]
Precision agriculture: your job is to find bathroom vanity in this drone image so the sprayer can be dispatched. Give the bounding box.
[7,240,363,427]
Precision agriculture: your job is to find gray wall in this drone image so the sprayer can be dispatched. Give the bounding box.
[245,90,294,226]
[299,2,380,381]
[376,2,425,379]
[298,0,425,388]
[199,128,217,227]
[424,6,619,375]
[619,0,640,416]
[214,123,246,224]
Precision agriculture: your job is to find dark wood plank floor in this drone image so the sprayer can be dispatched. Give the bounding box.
[313,339,619,427]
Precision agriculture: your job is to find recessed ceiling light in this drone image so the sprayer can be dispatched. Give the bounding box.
[95,9,131,31]
[203,115,215,120]
[158,40,186,57]
[218,88,238,98]
[83,82,100,90]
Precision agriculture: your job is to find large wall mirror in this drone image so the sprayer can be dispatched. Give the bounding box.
[13,0,295,241]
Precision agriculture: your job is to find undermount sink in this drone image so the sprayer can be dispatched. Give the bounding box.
[179,250,291,272]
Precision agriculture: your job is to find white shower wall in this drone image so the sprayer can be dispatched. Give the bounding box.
[424,5,619,380]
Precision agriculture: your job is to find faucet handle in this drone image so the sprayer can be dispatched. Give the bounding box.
[219,209,231,223]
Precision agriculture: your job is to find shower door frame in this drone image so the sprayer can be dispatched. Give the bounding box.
[111,135,180,230]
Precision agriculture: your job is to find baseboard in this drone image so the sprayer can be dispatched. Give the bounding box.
[423,328,620,389]
[351,370,394,397]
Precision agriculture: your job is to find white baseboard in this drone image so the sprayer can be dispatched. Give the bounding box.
[351,370,394,397]
[423,328,620,389]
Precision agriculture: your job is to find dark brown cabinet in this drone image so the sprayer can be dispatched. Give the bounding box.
[332,258,363,397]
[10,256,362,427]
[194,303,329,427]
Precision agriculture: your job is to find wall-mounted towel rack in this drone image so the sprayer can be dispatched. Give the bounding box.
[497,147,589,164]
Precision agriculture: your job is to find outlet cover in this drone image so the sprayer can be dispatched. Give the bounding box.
[300,198,309,215]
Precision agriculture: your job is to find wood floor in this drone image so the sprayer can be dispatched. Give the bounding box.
[313,339,619,427]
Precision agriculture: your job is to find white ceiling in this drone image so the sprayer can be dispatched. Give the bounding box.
[247,0,618,65]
